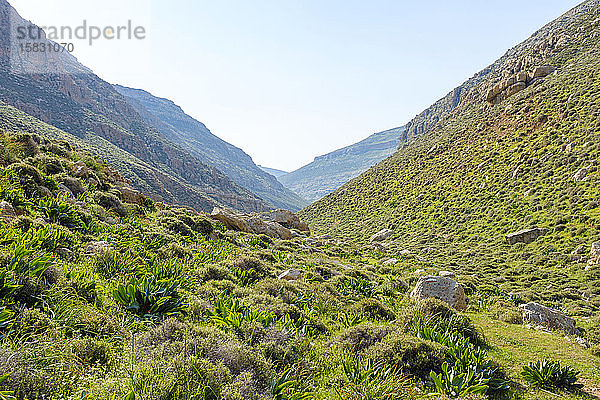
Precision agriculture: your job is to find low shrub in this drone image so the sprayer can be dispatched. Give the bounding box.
[333,323,394,352]
[351,298,396,321]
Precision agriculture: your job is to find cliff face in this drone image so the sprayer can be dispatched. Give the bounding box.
[0,0,268,213]
[280,126,404,202]
[114,85,308,211]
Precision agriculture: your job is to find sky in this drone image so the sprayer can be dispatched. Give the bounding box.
[9,0,581,172]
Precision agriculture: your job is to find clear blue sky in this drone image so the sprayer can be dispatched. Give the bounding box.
[10,0,581,171]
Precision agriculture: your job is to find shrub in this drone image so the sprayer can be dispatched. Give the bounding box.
[13,308,56,336]
[70,337,113,366]
[92,191,127,217]
[333,324,394,352]
[521,359,582,391]
[36,196,83,230]
[488,299,522,324]
[351,298,395,321]
[365,331,447,379]
[113,276,187,320]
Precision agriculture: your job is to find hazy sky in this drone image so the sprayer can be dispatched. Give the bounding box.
[10,0,581,171]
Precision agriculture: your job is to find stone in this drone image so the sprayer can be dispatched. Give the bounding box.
[506,82,526,96]
[519,302,578,335]
[0,201,16,221]
[259,209,310,232]
[587,242,600,270]
[439,271,456,279]
[55,247,74,258]
[505,228,548,245]
[56,183,73,197]
[83,241,112,254]
[516,71,528,83]
[370,229,394,242]
[414,269,426,275]
[316,234,332,240]
[73,161,89,178]
[573,167,588,182]
[532,65,556,78]
[382,258,398,266]
[210,207,252,233]
[278,269,301,281]
[410,276,467,311]
[371,242,388,253]
[118,186,145,205]
[247,217,293,240]
[399,249,411,256]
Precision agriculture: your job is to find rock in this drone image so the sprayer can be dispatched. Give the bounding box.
[414,269,426,275]
[410,276,467,311]
[56,183,73,197]
[399,249,411,256]
[0,201,16,221]
[382,258,398,266]
[416,256,428,263]
[506,82,526,96]
[532,65,556,78]
[210,207,252,233]
[519,302,578,335]
[505,228,548,245]
[55,247,74,258]
[259,209,309,232]
[439,271,455,279]
[516,71,528,83]
[118,186,145,205]
[371,242,388,253]
[278,269,301,281]
[73,161,89,178]
[587,242,600,270]
[316,234,332,240]
[247,217,293,240]
[37,186,52,197]
[575,336,590,348]
[370,229,394,242]
[83,241,112,254]
[572,245,587,255]
[573,167,588,182]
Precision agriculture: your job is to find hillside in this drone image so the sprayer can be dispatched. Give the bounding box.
[114,86,308,211]
[0,0,268,213]
[280,126,405,202]
[258,165,289,179]
[301,0,600,318]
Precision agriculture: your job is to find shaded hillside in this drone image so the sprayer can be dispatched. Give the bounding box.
[280,126,404,202]
[301,0,600,316]
[0,0,268,213]
[115,86,308,211]
[258,165,289,179]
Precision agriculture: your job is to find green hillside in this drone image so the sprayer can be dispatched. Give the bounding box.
[301,1,600,316]
[280,127,404,202]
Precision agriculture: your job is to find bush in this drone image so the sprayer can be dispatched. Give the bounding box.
[71,337,113,366]
[113,276,187,320]
[92,191,127,217]
[521,359,582,391]
[365,331,447,379]
[351,298,396,321]
[333,323,394,352]
[489,299,522,324]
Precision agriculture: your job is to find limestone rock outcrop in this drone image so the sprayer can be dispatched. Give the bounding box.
[520,302,578,335]
[410,276,467,311]
[505,228,548,245]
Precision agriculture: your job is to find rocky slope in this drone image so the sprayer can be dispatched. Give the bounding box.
[114,86,308,211]
[0,0,268,213]
[280,126,405,202]
[258,165,289,179]
[301,0,600,317]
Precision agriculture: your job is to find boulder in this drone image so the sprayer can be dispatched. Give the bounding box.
[587,242,600,270]
[210,207,252,233]
[573,167,588,182]
[410,276,467,311]
[278,269,301,281]
[370,229,394,242]
[505,228,548,245]
[382,258,398,266]
[259,209,309,232]
[73,161,89,178]
[56,183,73,197]
[0,201,16,221]
[439,271,456,279]
[516,71,528,83]
[520,302,578,335]
[83,241,112,254]
[118,186,145,205]
[506,82,526,96]
[532,65,556,78]
[246,217,293,240]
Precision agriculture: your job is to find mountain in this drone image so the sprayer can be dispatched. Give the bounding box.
[301,0,600,315]
[279,126,405,202]
[114,86,308,211]
[0,0,269,213]
[258,165,289,179]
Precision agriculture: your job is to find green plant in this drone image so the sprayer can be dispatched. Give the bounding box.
[430,362,489,398]
[270,368,313,400]
[521,359,582,390]
[113,276,187,320]
[36,196,83,230]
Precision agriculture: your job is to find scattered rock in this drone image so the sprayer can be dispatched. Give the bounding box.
[382,258,398,266]
[532,65,556,78]
[210,207,252,233]
[573,167,588,182]
[410,276,467,311]
[83,241,112,254]
[55,247,74,258]
[519,302,578,335]
[247,217,293,240]
[118,186,145,205]
[56,183,73,197]
[278,269,302,281]
[370,229,394,242]
[73,160,88,178]
[414,269,426,275]
[259,209,309,232]
[439,271,455,279]
[506,82,526,96]
[587,242,600,270]
[505,228,548,245]
[0,201,16,221]
[399,249,411,256]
